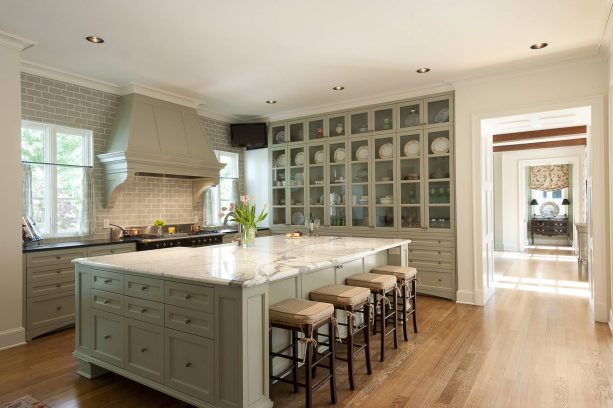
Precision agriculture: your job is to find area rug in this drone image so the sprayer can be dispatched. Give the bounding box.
[0,395,50,408]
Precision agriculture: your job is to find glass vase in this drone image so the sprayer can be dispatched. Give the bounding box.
[242,225,256,248]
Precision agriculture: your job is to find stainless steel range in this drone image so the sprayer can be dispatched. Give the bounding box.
[125,231,224,251]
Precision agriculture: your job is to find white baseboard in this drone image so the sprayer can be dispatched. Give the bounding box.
[590,298,609,322]
[609,309,613,335]
[0,326,25,351]
[456,290,474,305]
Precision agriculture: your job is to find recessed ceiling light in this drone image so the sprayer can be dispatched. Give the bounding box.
[266,100,277,104]
[530,42,548,50]
[332,86,345,91]
[416,68,430,73]
[85,35,104,44]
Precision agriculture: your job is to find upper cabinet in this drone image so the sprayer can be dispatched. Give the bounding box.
[424,95,453,128]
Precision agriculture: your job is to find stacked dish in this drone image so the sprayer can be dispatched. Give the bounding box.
[378,143,394,159]
[355,146,369,161]
[379,196,393,205]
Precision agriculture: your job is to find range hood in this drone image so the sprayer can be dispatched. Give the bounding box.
[98,93,224,208]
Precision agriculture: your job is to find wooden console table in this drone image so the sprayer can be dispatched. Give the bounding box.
[531,218,570,245]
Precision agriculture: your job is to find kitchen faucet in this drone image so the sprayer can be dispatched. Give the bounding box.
[223,212,242,246]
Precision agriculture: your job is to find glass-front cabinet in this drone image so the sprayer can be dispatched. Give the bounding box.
[268,93,454,234]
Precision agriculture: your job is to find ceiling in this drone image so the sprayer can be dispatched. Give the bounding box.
[0,0,611,120]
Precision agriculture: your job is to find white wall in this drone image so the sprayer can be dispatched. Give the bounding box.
[0,34,30,350]
[245,148,270,227]
[493,146,586,251]
[452,56,609,314]
[493,152,503,250]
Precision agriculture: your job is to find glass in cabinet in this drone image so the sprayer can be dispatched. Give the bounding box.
[373,135,396,229]
[289,121,305,143]
[425,95,452,127]
[349,137,371,228]
[398,101,423,130]
[373,105,394,133]
[270,124,287,145]
[398,131,423,229]
[288,146,306,226]
[349,109,370,136]
[328,140,347,227]
[426,127,452,230]
[307,143,326,225]
[270,147,287,226]
[308,118,326,140]
[328,114,346,138]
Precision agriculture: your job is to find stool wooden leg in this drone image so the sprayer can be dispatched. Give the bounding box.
[380,289,386,361]
[412,278,418,333]
[372,293,378,335]
[305,326,313,408]
[311,329,318,379]
[393,286,398,349]
[292,329,299,393]
[401,282,409,341]
[347,308,355,390]
[364,302,372,375]
[268,326,273,399]
[328,321,337,404]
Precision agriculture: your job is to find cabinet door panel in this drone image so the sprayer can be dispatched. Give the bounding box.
[126,318,164,383]
[91,269,124,294]
[124,296,164,325]
[125,274,164,302]
[27,293,75,330]
[92,310,124,367]
[165,328,214,403]
[91,289,124,314]
[165,304,214,339]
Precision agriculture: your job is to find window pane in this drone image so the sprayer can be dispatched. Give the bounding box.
[56,166,84,234]
[21,127,45,162]
[57,132,85,166]
[30,163,49,234]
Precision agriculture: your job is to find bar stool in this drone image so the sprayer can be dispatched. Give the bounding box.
[345,273,398,361]
[310,284,372,390]
[269,298,337,408]
[372,265,418,341]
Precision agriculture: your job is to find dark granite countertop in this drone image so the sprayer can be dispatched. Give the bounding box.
[22,227,271,253]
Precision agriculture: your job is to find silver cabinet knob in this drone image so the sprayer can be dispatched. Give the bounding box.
[140,308,147,314]
[141,348,148,353]
[185,362,192,367]
[56,306,62,311]
[184,293,191,300]
[104,279,112,284]
[104,334,111,340]
[104,299,110,305]
[141,286,148,291]
[56,270,61,274]
[184,318,191,324]
[56,284,61,288]
[56,256,61,260]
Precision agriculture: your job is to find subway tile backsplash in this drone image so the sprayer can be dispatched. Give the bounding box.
[21,72,245,239]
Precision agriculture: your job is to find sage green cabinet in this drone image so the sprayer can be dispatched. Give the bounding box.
[126,318,164,383]
[92,309,124,367]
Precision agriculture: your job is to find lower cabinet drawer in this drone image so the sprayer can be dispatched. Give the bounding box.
[91,289,124,314]
[124,296,164,326]
[165,304,214,339]
[91,269,124,294]
[92,309,124,367]
[87,243,135,257]
[125,274,164,302]
[165,281,213,313]
[416,270,454,292]
[27,264,74,284]
[408,257,455,271]
[165,328,214,403]
[27,292,75,330]
[125,318,164,383]
[408,246,455,260]
[28,277,74,298]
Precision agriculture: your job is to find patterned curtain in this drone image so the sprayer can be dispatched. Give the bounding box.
[530,165,569,191]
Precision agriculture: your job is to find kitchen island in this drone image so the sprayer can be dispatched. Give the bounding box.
[72,235,410,408]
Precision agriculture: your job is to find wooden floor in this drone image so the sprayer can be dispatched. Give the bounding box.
[1,247,612,407]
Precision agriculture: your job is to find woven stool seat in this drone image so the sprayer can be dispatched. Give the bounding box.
[346,273,396,291]
[310,285,371,308]
[372,265,417,280]
[270,298,334,328]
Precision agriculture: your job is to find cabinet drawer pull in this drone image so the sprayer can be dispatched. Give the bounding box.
[438,261,441,265]
[104,335,111,340]
[56,306,62,311]
[140,308,147,314]
[110,250,115,254]
[104,279,112,284]
[184,293,192,300]
[184,318,191,324]
[56,284,61,288]
[335,265,343,270]
[437,240,441,244]
[141,347,148,353]
[56,256,61,260]
[185,361,192,367]
[141,286,148,291]
[56,270,62,274]
[438,278,442,282]
[103,299,111,305]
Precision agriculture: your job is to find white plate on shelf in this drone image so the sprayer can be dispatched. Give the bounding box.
[378,143,394,159]
[355,145,369,161]
[294,152,305,166]
[291,211,305,225]
[275,153,286,167]
[314,150,324,164]
[275,131,286,143]
[431,137,450,154]
[403,140,420,157]
[334,148,346,162]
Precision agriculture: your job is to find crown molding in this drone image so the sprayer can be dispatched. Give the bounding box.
[118,82,204,108]
[259,83,454,123]
[0,30,36,51]
[196,106,243,123]
[21,60,121,94]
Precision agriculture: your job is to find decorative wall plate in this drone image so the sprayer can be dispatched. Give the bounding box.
[378,143,394,159]
[333,148,346,162]
[403,140,420,157]
[539,201,560,218]
[275,153,286,167]
[294,152,305,166]
[434,108,449,123]
[356,145,369,161]
[275,131,286,143]
[314,150,325,164]
[431,137,450,154]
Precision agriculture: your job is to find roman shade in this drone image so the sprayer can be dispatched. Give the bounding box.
[530,164,569,191]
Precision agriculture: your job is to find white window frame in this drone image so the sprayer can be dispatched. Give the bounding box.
[21,120,93,237]
[210,150,239,226]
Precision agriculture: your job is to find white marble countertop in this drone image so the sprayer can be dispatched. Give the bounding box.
[73,235,410,287]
